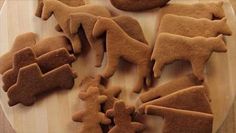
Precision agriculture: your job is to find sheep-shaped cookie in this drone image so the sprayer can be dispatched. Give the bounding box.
[41,0,112,54]
[152,33,227,80]
[72,87,111,133]
[92,17,152,93]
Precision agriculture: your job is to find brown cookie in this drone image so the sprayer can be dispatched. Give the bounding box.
[152,33,227,80]
[106,100,144,133]
[0,35,72,75]
[110,0,170,11]
[0,32,38,74]
[145,106,213,133]
[140,74,204,103]
[159,14,232,37]
[7,63,77,106]
[138,86,212,114]
[92,17,152,93]
[2,47,75,92]
[72,87,111,133]
[79,76,122,112]
[41,0,112,54]
[35,0,85,17]
[69,13,147,67]
[158,2,225,20]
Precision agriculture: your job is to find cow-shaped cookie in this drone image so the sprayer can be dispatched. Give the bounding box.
[2,47,75,91]
[152,33,227,80]
[41,0,112,54]
[7,64,77,106]
[106,100,144,133]
[159,14,232,37]
[158,2,225,20]
[72,87,111,133]
[92,17,151,93]
[69,13,147,67]
[145,106,213,133]
[0,32,38,74]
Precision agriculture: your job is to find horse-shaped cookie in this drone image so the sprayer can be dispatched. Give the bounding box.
[41,0,112,54]
[92,17,151,93]
[69,13,148,67]
[159,14,232,37]
[2,47,75,91]
[145,106,213,133]
[106,100,144,133]
[152,33,227,80]
[7,64,77,106]
[72,87,111,133]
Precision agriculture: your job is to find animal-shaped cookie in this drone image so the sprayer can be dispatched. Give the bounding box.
[110,0,170,11]
[152,33,227,80]
[158,14,232,37]
[145,106,213,133]
[140,74,206,103]
[0,32,38,74]
[69,13,147,67]
[158,2,225,20]
[7,64,77,106]
[106,100,144,133]
[35,0,85,17]
[41,0,112,54]
[0,35,72,75]
[92,17,151,93]
[2,47,75,91]
[72,87,111,133]
[138,86,212,114]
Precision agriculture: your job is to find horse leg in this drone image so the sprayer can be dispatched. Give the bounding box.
[191,59,205,80]
[93,40,104,67]
[55,24,63,32]
[133,63,148,93]
[153,59,165,78]
[70,34,82,54]
[102,53,119,78]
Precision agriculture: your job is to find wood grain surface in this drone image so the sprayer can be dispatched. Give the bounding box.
[0,0,235,133]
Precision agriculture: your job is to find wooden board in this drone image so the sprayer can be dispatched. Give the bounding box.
[0,0,236,133]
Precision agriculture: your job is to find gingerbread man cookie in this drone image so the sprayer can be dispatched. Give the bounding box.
[92,17,151,93]
[152,33,227,80]
[106,100,144,133]
[72,87,111,133]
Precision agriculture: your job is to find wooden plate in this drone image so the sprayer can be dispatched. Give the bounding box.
[0,0,236,133]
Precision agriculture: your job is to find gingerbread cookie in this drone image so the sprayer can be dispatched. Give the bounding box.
[72,87,111,133]
[110,0,170,11]
[106,100,144,133]
[41,0,112,54]
[140,74,205,103]
[158,2,225,20]
[152,33,227,80]
[92,17,151,93]
[0,32,38,74]
[2,47,75,92]
[0,35,72,75]
[35,0,85,17]
[145,106,213,133]
[7,64,77,106]
[139,86,212,114]
[69,13,147,67]
[159,14,232,37]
